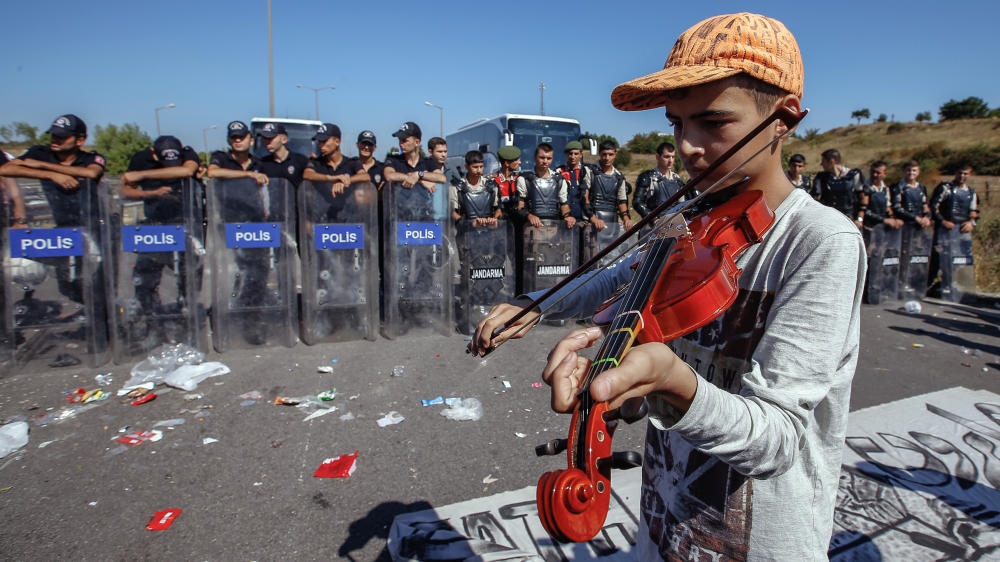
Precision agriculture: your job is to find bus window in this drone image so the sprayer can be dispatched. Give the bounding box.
[507,118,581,171]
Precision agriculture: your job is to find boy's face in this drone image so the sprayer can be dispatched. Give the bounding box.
[467,162,484,176]
[599,149,617,168]
[820,157,836,174]
[904,165,920,182]
[954,168,970,184]
[657,149,676,171]
[229,134,252,152]
[565,149,582,167]
[788,160,804,176]
[319,136,340,156]
[664,78,790,188]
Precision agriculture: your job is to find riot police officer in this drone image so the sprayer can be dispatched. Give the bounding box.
[929,164,979,299]
[353,130,385,190]
[556,141,590,223]
[120,135,200,313]
[303,123,369,204]
[207,121,267,184]
[892,160,932,229]
[516,143,575,229]
[786,153,811,191]
[633,141,686,220]
[860,160,902,231]
[812,148,864,227]
[451,151,501,225]
[384,122,447,209]
[585,140,632,231]
[257,122,309,189]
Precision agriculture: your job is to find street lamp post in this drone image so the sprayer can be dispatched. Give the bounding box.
[202,125,217,161]
[154,103,176,136]
[297,84,336,120]
[424,101,444,137]
[539,82,546,115]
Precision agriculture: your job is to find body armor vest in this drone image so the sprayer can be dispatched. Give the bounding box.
[818,169,861,216]
[867,185,890,220]
[457,182,495,219]
[647,171,684,209]
[897,182,926,216]
[590,170,622,212]
[524,173,561,219]
[940,184,975,222]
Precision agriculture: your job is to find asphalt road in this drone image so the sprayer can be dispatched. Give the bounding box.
[1,298,998,561]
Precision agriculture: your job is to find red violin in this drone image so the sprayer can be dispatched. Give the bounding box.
[490,107,808,543]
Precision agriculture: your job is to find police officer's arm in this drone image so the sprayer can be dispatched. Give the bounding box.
[558,177,575,228]
[15,157,103,179]
[122,161,198,184]
[0,159,82,189]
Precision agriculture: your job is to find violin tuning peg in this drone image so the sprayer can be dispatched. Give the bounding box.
[603,397,648,424]
[535,438,568,457]
[597,451,643,471]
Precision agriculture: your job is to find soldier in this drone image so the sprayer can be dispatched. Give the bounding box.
[585,140,633,231]
[207,121,267,185]
[556,141,590,223]
[353,130,385,190]
[892,160,932,229]
[786,153,811,191]
[257,122,309,188]
[451,151,501,225]
[516,143,575,229]
[633,141,686,220]
[120,135,200,313]
[860,160,902,231]
[490,145,521,219]
[812,148,864,226]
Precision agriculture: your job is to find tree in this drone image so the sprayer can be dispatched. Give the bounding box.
[916,111,932,122]
[95,123,152,175]
[851,108,871,124]
[581,131,631,167]
[877,113,888,123]
[0,121,41,144]
[624,131,676,154]
[938,96,989,120]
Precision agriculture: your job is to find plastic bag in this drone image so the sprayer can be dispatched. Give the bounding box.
[162,362,230,391]
[904,300,922,314]
[123,343,206,389]
[440,398,483,421]
[0,421,29,458]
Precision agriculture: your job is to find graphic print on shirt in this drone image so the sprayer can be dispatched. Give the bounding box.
[643,288,775,561]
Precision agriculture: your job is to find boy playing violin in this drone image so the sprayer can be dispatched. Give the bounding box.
[470,13,865,561]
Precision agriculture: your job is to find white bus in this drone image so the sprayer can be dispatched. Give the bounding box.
[250,117,322,159]
[444,114,594,177]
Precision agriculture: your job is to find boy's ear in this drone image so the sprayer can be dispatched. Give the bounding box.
[774,94,803,137]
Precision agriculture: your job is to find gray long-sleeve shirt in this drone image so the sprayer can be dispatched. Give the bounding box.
[529,188,865,560]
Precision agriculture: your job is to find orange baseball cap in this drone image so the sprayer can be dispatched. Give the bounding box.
[611,13,803,111]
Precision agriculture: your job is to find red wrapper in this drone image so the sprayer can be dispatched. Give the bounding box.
[313,451,359,478]
[146,508,182,530]
[131,393,157,406]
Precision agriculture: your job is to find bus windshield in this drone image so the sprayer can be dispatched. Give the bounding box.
[507,118,581,171]
[251,122,319,159]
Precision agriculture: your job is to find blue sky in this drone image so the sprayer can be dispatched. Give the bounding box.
[2,0,997,158]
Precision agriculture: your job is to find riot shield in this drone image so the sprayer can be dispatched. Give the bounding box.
[521,219,578,294]
[110,179,208,363]
[298,181,378,343]
[863,224,901,305]
[207,178,297,351]
[2,178,112,372]
[581,210,633,269]
[381,181,454,339]
[898,222,932,301]
[935,226,976,304]
[454,218,515,335]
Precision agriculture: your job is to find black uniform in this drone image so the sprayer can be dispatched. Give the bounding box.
[586,166,630,221]
[305,155,362,221]
[351,157,385,191]
[126,146,200,311]
[812,168,864,218]
[891,180,929,224]
[929,181,978,225]
[517,171,569,220]
[787,171,812,191]
[452,176,499,220]
[384,153,441,221]
[258,150,309,188]
[18,145,105,226]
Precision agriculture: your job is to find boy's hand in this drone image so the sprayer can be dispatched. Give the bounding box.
[542,327,695,412]
[468,300,539,356]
